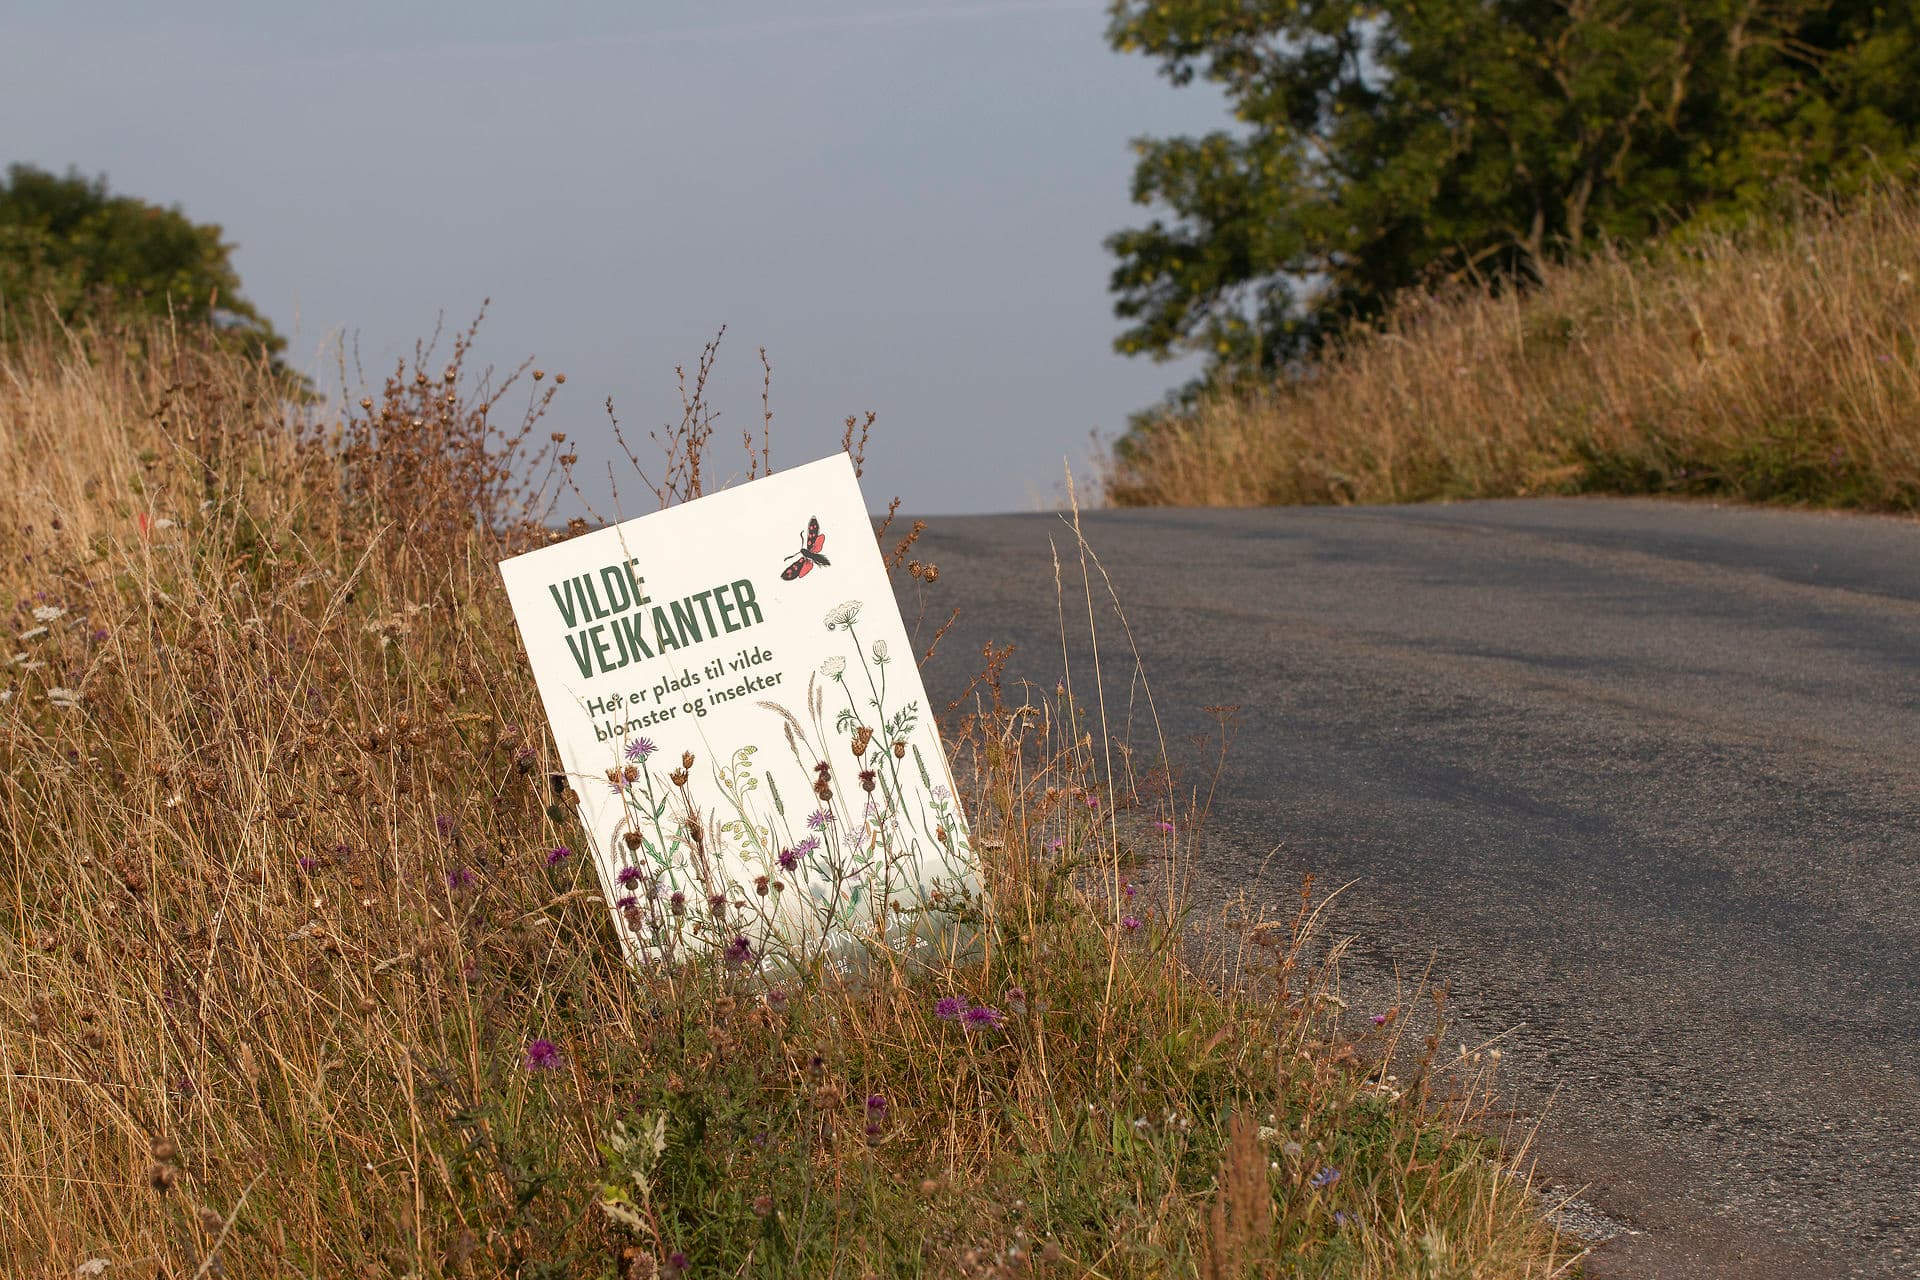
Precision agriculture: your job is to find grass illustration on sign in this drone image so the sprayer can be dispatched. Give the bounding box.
[498,454,975,970]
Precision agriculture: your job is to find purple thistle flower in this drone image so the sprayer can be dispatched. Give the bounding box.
[1153,820,1175,834]
[724,936,754,967]
[806,808,833,832]
[523,1038,562,1071]
[664,1252,690,1276]
[615,894,637,909]
[1309,1167,1340,1189]
[625,737,656,763]
[777,846,798,871]
[934,996,965,1022]
[962,1005,1005,1031]
[435,814,457,838]
[1122,879,1137,901]
[1121,915,1142,931]
[794,834,820,857]
[618,864,643,889]
[545,845,572,867]
[297,856,319,874]
[1371,1013,1388,1026]
[865,1093,888,1113]
[447,867,476,890]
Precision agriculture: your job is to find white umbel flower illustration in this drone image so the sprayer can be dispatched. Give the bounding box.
[822,600,863,631]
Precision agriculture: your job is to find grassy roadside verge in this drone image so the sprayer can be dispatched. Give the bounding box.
[1106,187,1920,513]
[0,322,1575,1277]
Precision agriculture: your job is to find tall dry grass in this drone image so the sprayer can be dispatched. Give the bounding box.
[1107,186,1920,511]
[0,319,1573,1277]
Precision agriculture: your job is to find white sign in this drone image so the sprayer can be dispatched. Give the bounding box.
[498,453,975,967]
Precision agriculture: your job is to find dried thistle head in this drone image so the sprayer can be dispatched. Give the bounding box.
[851,726,873,757]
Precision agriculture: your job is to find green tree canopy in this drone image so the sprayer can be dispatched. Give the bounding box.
[0,163,286,363]
[1107,0,1920,375]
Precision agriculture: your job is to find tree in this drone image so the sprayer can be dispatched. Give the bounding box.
[0,164,287,363]
[1106,1,1920,377]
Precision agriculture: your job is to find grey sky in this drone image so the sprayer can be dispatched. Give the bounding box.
[3,1,1224,514]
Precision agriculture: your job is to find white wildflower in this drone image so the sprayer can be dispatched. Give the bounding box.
[19,626,48,642]
[822,600,863,631]
[31,605,65,623]
[870,638,888,662]
[46,687,81,708]
[820,655,847,681]
[75,1262,112,1279]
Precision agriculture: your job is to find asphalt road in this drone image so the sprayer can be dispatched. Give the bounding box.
[908,498,1920,1280]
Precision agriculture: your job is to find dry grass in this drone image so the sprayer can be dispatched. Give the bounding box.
[1,319,1573,1277]
[1106,186,1920,511]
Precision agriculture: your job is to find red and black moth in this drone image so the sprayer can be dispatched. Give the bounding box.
[780,516,830,580]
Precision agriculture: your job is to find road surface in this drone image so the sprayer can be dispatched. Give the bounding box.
[910,498,1919,1279]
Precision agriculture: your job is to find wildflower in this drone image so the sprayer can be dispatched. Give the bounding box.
[682,750,695,769]
[435,814,457,838]
[934,996,965,1022]
[793,834,820,858]
[625,737,656,763]
[670,768,689,787]
[823,600,863,630]
[820,654,847,681]
[1154,820,1175,834]
[859,769,877,793]
[31,605,64,623]
[865,1093,888,1114]
[1372,1013,1388,1027]
[871,638,888,662]
[1281,1140,1303,1161]
[1309,1167,1340,1189]
[1085,793,1100,809]
[777,846,799,871]
[963,1005,1005,1031]
[669,891,687,916]
[807,809,833,832]
[1003,985,1027,1015]
[1121,915,1142,931]
[618,865,643,889]
[297,856,319,874]
[1122,879,1137,901]
[754,874,770,896]
[1046,837,1064,853]
[724,936,754,966]
[447,867,476,890]
[851,725,873,756]
[545,845,572,867]
[523,1038,562,1071]
[664,1250,690,1276]
[893,739,907,758]
[615,894,637,909]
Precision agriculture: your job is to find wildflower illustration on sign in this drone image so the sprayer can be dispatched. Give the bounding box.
[499,453,975,966]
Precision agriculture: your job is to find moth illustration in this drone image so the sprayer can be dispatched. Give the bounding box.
[780,516,830,580]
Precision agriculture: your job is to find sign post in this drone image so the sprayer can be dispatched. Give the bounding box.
[498,454,975,969]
